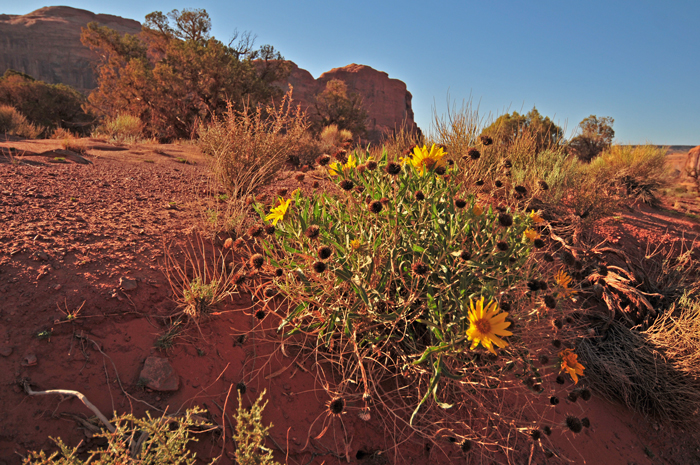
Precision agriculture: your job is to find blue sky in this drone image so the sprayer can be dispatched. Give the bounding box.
[5,1,699,144]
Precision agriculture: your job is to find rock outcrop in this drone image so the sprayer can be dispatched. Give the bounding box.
[0,7,419,141]
[0,6,141,90]
[283,61,419,143]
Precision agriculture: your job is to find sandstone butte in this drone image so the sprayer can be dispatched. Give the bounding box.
[0,6,420,142]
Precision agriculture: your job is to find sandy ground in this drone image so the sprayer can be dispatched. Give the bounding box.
[1,138,700,464]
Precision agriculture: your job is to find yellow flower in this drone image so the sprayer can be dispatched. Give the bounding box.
[402,144,447,175]
[559,348,585,384]
[529,211,544,224]
[472,204,483,216]
[349,239,361,250]
[265,197,291,225]
[328,153,357,176]
[523,228,540,242]
[554,269,576,297]
[466,297,513,355]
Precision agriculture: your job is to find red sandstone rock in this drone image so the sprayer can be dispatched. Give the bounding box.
[140,356,179,392]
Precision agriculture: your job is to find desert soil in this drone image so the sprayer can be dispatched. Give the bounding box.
[1,138,699,465]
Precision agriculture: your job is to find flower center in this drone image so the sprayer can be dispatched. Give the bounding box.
[475,318,491,335]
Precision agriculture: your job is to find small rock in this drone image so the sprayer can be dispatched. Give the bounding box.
[0,346,13,357]
[22,353,37,367]
[139,356,179,391]
[53,284,62,291]
[32,251,49,261]
[119,277,138,291]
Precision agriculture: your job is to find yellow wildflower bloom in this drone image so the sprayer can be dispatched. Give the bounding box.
[349,239,361,250]
[265,197,292,225]
[523,228,540,242]
[559,348,585,384]
[554,269,576,297]
[472,204,483,216]
[328,153,357,176]
[529,211,544,223]
[466,296,513,355]
[402,144,447,175]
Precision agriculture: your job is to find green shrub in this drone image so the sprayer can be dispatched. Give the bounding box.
[95,114,144,143]
[587,144,668,205]
[199,88,309,197]
[234,389,280,465]
[0,104,42,138]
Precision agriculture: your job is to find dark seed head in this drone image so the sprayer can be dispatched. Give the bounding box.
[385,162,402,175]
[247,225,264,238]
[539,281,548,291]
[412,261,429,276]
[503,159,512,169]
[368,200,383,214]
[500,302,511,312]
[467,148,481,160]
[305,225,320,239]
[534,238,545,248]
[264,224,276,235]
[475,179,485,186]
[250,254,264,269]
[318,245,332,260]
[543,253,554,262]
[561,252,576,266]
[255,309,266,320]
[543,426,552,436]
[567,391,579,402]
[580,389,592,401]
[415,190,425,201]
[527,280,540,292]
[232,273,246,285]
[566,416,583,433]
[538,180,549,190]
[539,355,549,364]
[317,154,331,166]
[498,213,513,227]
[339,179,354,191]
[264,287,277,298]
[236,382,247,393]
[380,197,390,205]
[434,166,446,175]
[366,160,377,170]
[454,198,467,209]
[599,265,608,276]
[460,250,471,261]
[554,318,563,329]
[329,398,344,414]
[296,172,305,182]
[497,241,509,252]
[312,181,319,188]
[460,439,472,452]
[356,164,367,174]
[479,135,493,146]
[550,396,560,405]
[556,375,565,384]
[313,261,327,273]
[531,429,541,440]
[565,316,574,324]
[446,159,454,166]
[552,339,562,348]
[276,188,288,197]
[494,180,503,188]
[275,268,283,277]
[581,417,590,428]
[514,185,527,195]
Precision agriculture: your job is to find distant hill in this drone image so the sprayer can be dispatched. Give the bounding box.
[0,6,141,90]
[0,6,419,142]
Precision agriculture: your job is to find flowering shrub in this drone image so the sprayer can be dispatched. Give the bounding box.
[253,146,567,425]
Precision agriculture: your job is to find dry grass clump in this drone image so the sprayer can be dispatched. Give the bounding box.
[94,113,144,144]
[199,87,309,198]
[0,104,43,138]
[587,144,668,205]
[578,311,700,423]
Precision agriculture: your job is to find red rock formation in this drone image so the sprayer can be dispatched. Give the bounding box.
[280,61,419,143]
[0,6,141,90]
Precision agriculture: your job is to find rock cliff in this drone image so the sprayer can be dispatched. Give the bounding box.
[0,6,419,141]
[284,62,419,142]
[0,6,141,90]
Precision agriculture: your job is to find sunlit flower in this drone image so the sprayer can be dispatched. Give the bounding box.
[472,204,483,216]
[265,197,292,225]
[554,269,576,297]
[328,153,357,176]
[466,296,513,355]
[350,239,361,250]
[523,228,540,242]
[529,211,544,223]
[559,348,585,384]
[401,144,447,175]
